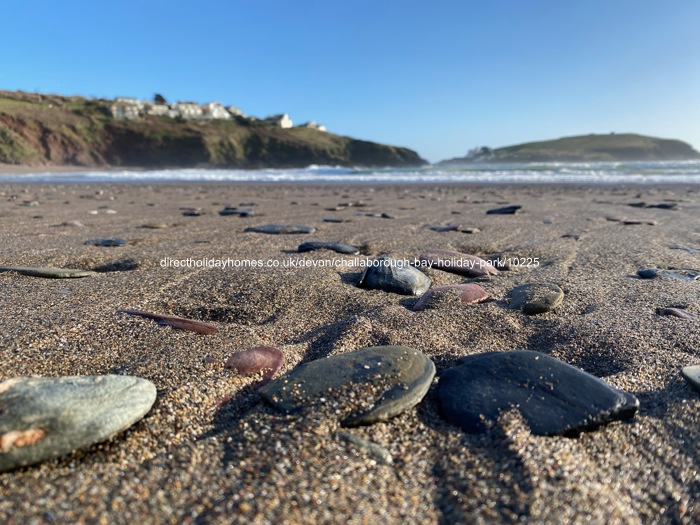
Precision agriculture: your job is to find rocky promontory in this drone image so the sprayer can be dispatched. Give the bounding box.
[0,90,426,169]
[439,133,700,165]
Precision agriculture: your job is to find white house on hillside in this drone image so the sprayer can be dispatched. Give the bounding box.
[264,113,293,128]
[173,102,204,119]
[109,102,141,119]
[201,102,231,120]
[227,105,246,117]
[142,102,169,117]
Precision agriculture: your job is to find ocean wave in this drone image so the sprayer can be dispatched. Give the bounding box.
[2,160,700,184]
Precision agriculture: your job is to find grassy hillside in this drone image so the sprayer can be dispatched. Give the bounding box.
[439,133,700,164]
[0,90,426,169]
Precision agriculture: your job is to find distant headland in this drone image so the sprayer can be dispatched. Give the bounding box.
[0,90,426,169]
[438,133,700,165]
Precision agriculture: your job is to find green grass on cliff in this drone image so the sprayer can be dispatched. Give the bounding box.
[491,133,700,162]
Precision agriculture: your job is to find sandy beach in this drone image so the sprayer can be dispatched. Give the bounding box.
[0,181,698,524]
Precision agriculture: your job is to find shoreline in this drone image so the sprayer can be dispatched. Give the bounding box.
[0,182,698,523]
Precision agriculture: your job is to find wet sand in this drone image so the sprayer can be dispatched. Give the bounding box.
[0,182,699,524]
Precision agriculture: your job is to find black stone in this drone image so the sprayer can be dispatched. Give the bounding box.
[219,207,254,217]
[637,269,658,279]
[438,350,639,436]
[486,205,522,215]
[83,238,126,247]
[298,241,360,255]
[358,256,431,296]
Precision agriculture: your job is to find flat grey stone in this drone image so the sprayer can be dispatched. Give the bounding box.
[245,224,315,234]
[681,365,700,392]
[0,266,96,279]
[511,283,563,314]
[260,345,435,426]
[298,241,360,255]
[0,375,156,472]
[358,256,431,296]
[659,269,700,281]
[438,350,639,436]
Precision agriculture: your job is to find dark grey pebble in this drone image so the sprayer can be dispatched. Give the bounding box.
[486,205,522,215]
[358,256,431,295]
[244,224,316,234]
[0,375,156,472]
[323,217,349,223]
[180,208,204,216]
[84,238,126,247]
[637,269,658,279]
[510,283,563,314]
[438,350,639,436]
[656,307,696,320]
[0,266,96,278]
[298,241,360,255]
[670,245,700,254]
[219,207,255,217]
[260,345,435,426]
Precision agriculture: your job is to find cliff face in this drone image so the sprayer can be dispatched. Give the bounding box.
[0,90,426,169]
[439,133,700,165]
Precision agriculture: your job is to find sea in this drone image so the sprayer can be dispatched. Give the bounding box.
[2,160,700,184]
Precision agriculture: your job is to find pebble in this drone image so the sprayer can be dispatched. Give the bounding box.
[637,269,658,279]
[670,245,700,254]
[623,219,657,226]
[323,217,349,223]
[219,206,255,217]
[486,205,521,215]
[656,307,696,320]
[260,345,436,426]
[424,224,462,232]
[510,282,564,314]
[225,346,284,382]
[681,365,700,392]
[244,224,316,234]
[659,269,700,281]
[438,350,639,436]
[141,223,168,229]
[412,284,489,311]
[180,208,204,216]
[298,241,360,255]
[337,431,393,465]
[0,375,156,472]
[358,256,431,296]
[84,238,126,247]
[0,266,96,279]
[58,220,85,228]
[418,249,499,278]
[119,309,218,335]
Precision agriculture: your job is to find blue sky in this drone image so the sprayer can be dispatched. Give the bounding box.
[1,0,698,162]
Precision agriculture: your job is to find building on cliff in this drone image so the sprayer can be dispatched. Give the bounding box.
[264,113,293,128]
[297,121,327,132]
[201,102,231,120]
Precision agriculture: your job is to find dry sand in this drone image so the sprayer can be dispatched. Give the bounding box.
[0,181,698,524]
